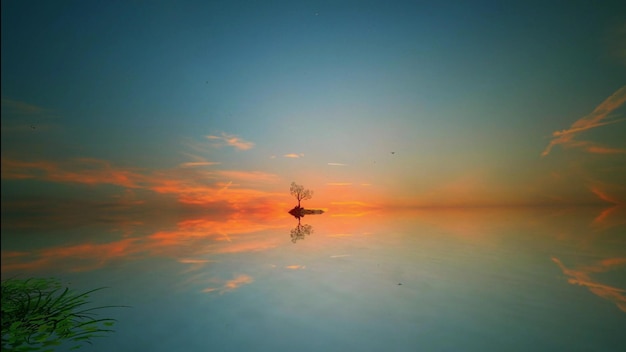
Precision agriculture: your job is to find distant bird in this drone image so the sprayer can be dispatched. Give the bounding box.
[391,151,395,154]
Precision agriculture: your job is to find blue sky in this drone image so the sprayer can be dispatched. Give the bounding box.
[2,0,626,212]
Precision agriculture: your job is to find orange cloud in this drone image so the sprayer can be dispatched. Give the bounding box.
[542,86,626,157]
[283,153,304,158]
[2,156,286,210]
[1,157,146,188]
[206,132,254,150]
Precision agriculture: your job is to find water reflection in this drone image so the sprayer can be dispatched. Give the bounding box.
[289,217,313,243]
[288,210,324,243]
[552,257,626,313]
[549,206,626,313]
[1,206,625,313]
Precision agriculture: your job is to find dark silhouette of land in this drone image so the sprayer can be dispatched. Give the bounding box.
[288,182,325,218]
[288,206,324,217]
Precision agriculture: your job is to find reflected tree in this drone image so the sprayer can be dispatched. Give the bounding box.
[289,215,313,243]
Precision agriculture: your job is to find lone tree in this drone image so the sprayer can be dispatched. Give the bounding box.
[290,182,313,208]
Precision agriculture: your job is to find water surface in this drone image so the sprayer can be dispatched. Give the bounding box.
[2,206,625,351]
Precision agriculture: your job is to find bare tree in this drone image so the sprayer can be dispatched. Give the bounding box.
[290,182,313,208]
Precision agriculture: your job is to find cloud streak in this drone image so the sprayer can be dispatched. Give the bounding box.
[206,132,255,150]
[1,157,146,188]
[1,156,287,210]
[542,86,626,157]
[1,98,46,115]
[178,161,220,168]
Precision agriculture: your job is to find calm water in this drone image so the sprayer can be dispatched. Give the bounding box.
[2,206,625,351]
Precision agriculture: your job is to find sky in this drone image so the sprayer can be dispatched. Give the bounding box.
[2,0,626,219]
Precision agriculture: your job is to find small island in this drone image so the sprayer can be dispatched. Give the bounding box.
[288,182,325,217]
[288,206,324,217]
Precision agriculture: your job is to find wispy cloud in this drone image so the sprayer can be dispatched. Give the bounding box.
[327,162,346,166]
[215,170,279,183]
[1,156,286,210]
[178,161,220,168]
[1,157,146,188]
[1,98,46,115]
[178,151,221,168]
[283,153,304,158]
[327,182,352,186]
[206,132,254,150]
[1,98,58,132]
[542,86,626,157]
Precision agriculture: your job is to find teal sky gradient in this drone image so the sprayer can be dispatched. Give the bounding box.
[2,1,626,211]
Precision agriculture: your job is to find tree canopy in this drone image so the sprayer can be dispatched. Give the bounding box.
[290,182,313,208]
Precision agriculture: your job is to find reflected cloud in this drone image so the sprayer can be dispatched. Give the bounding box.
[202,274,253,294]
[592,206,626,231]
[552,257,626,313]
[328,233,353,237]
[1,209,292,276]
[1,238,141,273]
